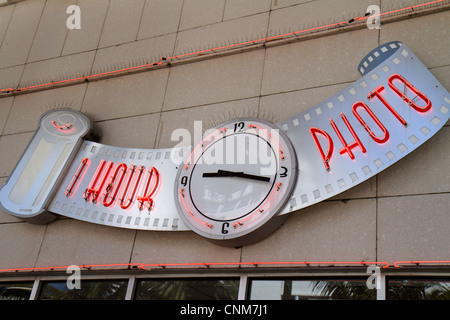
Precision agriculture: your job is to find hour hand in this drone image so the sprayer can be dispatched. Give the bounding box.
[202,170,270,182]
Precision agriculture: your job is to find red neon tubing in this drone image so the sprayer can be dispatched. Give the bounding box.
[179,188,213,229]
[65,158,89,197]
[233,182,282,228]
[184,127,226,170]
[388,74,432,113]
[393,260,450,268]
[0,0,444,95]
[137,167,160,211]
[248,124,284,160]
[310,127,334,171]
[84,160,113,203]
[368,85,408,126]
[84,160,106,201]
[352,101,390,144]
[0,260,394,273]
[102,163,127,207]
[5,260,450,272]
[119,165,145,210]
[329,114,366,161]
[51,120,73,132]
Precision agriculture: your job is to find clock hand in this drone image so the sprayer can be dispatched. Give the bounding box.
[202,170,270,182]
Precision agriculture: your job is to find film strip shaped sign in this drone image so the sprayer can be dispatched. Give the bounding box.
[50,141,191,231]
[276,41,449,214]
[0,42,449,245]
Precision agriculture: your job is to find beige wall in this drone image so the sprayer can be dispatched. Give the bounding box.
[0,0,449,271]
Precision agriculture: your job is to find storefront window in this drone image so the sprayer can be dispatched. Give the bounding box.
[248,278,376,300]
[388,278,450,300]
[0,282,34,300]
[134,278,240,300]
[38,279,127,300]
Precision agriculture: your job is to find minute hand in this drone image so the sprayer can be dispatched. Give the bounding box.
[202,170,270,182]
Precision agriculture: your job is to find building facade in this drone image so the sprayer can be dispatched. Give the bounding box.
[0,0,449,301]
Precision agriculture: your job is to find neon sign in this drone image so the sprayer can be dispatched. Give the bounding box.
[0,41,448,246]
[310,74,432,171]
[78,160,160,211]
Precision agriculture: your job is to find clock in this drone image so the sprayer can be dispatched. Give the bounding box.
[174,118,298,246]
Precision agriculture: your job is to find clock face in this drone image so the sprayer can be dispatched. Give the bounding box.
[174,118,298,246]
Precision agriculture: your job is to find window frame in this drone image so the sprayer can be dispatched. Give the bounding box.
[37,277,129,300]
[246,276,379,300]
[1,269,450,300]
[133,276,241,300]
[386,275,450,300]
[0,280,34,300]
